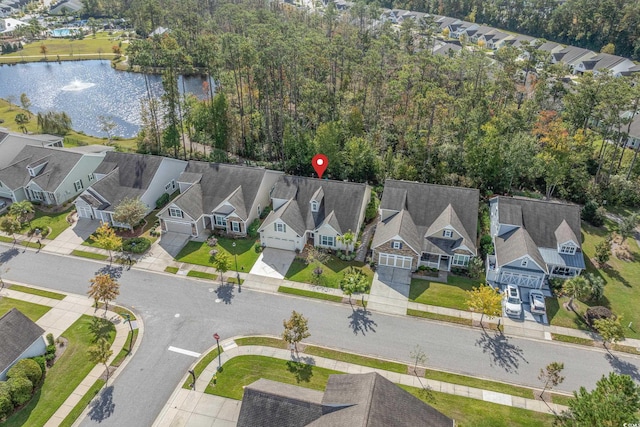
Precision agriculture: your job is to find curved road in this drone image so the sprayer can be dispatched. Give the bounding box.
[1,245,638,426]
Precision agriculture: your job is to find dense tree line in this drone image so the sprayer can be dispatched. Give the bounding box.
[389,0,640,60]
[117,0,640,209]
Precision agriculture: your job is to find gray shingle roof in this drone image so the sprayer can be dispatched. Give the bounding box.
[168,161,280,222]
[0,145,83,191]
[89,152,164,209]
[0,131,64,169]
[579,53,626,71]
[261,199,306,236]
[371,210,421,254]
[0,308,45,373]
[268,176,369,236]
[495,227,547,272]
[237,373,453,427]
[377,180,479,255]
[237,378,324,427]
[555,219,579,245]
[553,46,594,65]
[495,196,582,250]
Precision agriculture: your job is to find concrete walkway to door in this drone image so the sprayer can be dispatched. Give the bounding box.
[366,267,411,315]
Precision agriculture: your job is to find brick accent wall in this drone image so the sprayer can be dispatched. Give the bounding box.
[225,215,246,236]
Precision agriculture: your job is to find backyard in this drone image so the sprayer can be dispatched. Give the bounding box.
[547,219,640,339]
[285,256,374,289]
[3,315,115,427]
[409,276,481,310]
[175,237,260,272]
[205,355,555,426]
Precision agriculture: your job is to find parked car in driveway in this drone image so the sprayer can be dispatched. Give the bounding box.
[504,285,522,317]
[529,290,547,315]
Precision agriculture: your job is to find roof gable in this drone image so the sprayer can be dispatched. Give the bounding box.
[372,210,421,254]
[495,227,547,272]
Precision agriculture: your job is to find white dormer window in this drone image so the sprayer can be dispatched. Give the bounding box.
[311,201,319,212]
[28,167,36,177]
[392,241,402,250]
[443,230,453,238]
[560,245,576,255]
[275,223,286,233]
[169,207,183,218]
[521,258,528,267]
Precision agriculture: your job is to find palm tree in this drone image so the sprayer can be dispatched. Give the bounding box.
[9,200,34,227]
[337,230,356,256]
[562,276,590,312]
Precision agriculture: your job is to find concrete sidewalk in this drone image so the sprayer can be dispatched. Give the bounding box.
[154,338,568,427]
[0,282,142,427]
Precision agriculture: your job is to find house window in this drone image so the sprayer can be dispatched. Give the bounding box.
[88,173,95,182]
[443,230,453,238]
[165,180,176,192]
[452,254,470,267]
[521,258,528,267]
[311,201,319,212]
[31,190,43,201]
[275,223,286,233]
[392,241,402,250]
[214,215,227,227]
[231,221,240,233]
[74,179,83,191]
[257,204,261,216]
[559,245,576,255]
[320,235,335,247]
[169,207,183,218]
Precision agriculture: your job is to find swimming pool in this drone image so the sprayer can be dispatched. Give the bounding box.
[51,28,77,37]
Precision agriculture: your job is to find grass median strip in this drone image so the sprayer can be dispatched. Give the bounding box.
[182,347,224,389]
[187,270,218,280]
[7,284,66,300]
[71,250,109,261]
[550,333,594,346]
[278,286,343,302]
[0,236,44,249]
[165,266,179,274]
[57,379,106,427]
[423,369,534,399]
[407,309,473,326]
[111,329,139,367]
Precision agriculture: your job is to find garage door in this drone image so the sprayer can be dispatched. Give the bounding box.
[378,253,412,269]
[164,220,193,235]
[77,205,93,219]
[500,271,542,288]
[264,236,296,251]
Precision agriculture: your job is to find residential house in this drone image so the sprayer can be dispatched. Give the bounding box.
[435,16,459,32]
[479,30,513,50]
[504,34,536,49]
[371,180,479,273]
[432,41,461,57]
[237,372,454,427]
[466,25,494,43]
[486,196,585,294]
[573,53,636,76]
[619,64,640,77]
[623,113,640,149]
[0,130,63,169]
[536,41,563,61]
[74,152,187,227]
[0,17,25,34]
[259,176,370,252]
[447,21,476,39]
[157,161,282,238]
[0,145,107,206]
[0,308,46,380]
[551,46,596,71]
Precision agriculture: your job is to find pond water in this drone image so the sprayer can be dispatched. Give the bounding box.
[0,60,213,138]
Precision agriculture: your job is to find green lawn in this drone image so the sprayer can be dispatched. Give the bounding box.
[28,207,74,240]
[407,309,473,326]
[206,354,555,426]
[187,270,218,280]
[176,237,260,272]
[548,220,640,339]
[409,276,481,310]
[182,347,223,389]
[0,297,51,321]
[165,266,179,274]
[8,284,66,300]
[423,369,534,399]
[71,250,109,261]
[278,286,344,302]
[58,379,106,427]
[285,256,374,289]
[3,315,115,427]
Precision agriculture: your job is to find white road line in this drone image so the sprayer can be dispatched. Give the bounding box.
[168,346,201,358]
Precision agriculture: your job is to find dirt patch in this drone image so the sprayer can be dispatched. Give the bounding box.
[407,366,425,377]
[611,233,633,261]
[54,337,69,361]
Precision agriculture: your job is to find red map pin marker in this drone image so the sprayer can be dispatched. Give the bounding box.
[312,154,328,179]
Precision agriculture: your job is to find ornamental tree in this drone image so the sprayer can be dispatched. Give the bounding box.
[283,310,310,356]
[112,197,147,230]
[465,284,502,326]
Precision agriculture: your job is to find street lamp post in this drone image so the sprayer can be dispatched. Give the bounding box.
[213,333,221,372]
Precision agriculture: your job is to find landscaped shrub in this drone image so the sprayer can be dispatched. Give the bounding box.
[31,356,46,375]
[586,306,615,327]
[7,359,42,385]
[7,377,32,406]
[155,192,170,209]
[0,382,12,421]
[254,242,263,253]
[581,200,605,227]
[247,219,260,238]
[259,206,272,219]
[122,237,151,253]
[45,344,56,366]
[207,236,218,247]
[46,333,54,347]
[479,235,494,258]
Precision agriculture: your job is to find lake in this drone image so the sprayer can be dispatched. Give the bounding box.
[0,60,213,138]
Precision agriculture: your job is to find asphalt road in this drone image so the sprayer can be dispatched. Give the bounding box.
[2,244,639,426]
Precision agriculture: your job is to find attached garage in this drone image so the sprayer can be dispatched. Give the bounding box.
[77,205,94,219]
[264,236,296,251]
[163,220,193,235]
[378,253,413,270]
[500,271,543,288]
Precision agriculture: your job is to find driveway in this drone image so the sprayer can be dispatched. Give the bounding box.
[366,266,412,315]
[249,248,295,279]
[43,216,100,255]
[135,232,191,272]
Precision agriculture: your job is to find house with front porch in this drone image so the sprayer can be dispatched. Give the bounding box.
[371,180,479,272]
[486,196,585,294]
[74,152,187,227]
[573,53,636,76]
[157,161,283,238]
[0,145,106,207]
[259,176,370,252]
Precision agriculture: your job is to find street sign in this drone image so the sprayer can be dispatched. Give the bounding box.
[213,333,220,340]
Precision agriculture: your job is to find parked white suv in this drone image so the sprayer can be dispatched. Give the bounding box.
[504,285,522,317]
[529,290,547,315]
